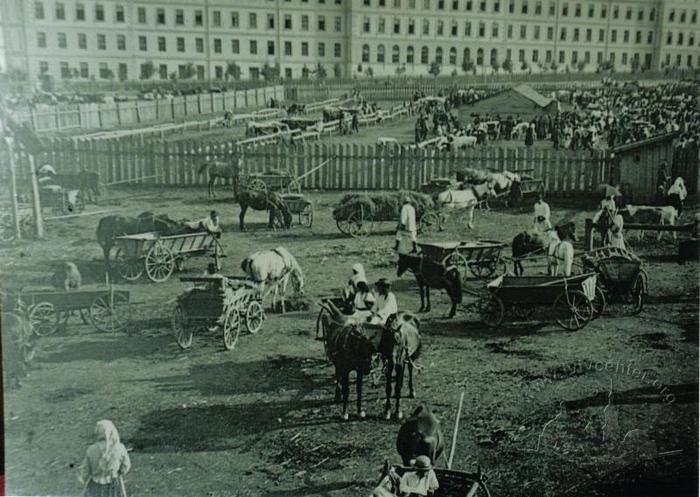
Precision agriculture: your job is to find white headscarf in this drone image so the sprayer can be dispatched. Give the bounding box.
[350,263,367,286]
[95,420,122,475]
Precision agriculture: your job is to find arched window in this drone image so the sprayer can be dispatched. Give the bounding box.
[476,47,484,65]
[463,47,471,63]
[435,47,443,64]
[362,44,370,63]
[392,45,400,64]
[449,47,457,65]
[490,48,498,66]
[377,44,385,63]
[421,46,429,64]
[406,45,415,64]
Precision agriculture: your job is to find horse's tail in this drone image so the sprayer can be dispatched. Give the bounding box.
[198,162,210,177]
[241,257,252,276]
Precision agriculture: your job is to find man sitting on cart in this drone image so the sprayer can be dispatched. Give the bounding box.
[368,279,398,326]
[185,210,222,237]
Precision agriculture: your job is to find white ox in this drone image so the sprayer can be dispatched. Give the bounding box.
[620,205,680,241]
[449,135,478,151]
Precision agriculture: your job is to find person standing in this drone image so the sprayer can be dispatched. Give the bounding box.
[352,112,359,134]
[608,209,626,250]
[79,420,131,497]
[533,194,552,234]
[394,195,418,254]
[525,123,535,147]
[667,177,687,217]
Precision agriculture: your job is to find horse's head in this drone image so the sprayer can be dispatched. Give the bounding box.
[556,222,577,242]
[382,312,420,364]
[396,253,415,277]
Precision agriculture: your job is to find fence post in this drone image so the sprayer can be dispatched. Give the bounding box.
[27,153,45,238]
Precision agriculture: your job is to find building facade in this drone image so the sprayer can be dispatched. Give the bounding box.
[0,0,698,83]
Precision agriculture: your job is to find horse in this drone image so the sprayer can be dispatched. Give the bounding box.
[96,212,186,263]
[549,222,577,276]
[38,169,101,203]
[198,161,239,198]
[511,121,531,140]
[396,405,445,466]
[593,208,616,247]
[240,246,304,313]
[436,184,494,229]
[379,312,422,420]
[233,178,292,232]
[449,135,478,151]
[317,314,384,420]
[396,253,462,318]
[511,231,547,276]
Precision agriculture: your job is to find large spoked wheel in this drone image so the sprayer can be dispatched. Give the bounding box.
[443,252,470,284]
[478,294,504,328]
[89,292,129,333]
[591,284,607,319]
[336,210,373,238]
[245,301,265,334]
[115,248,144,281]
[29,302,58,336]
[623,272,647,315]
[287,179,302,194]
[554,290,593,331]
[300,203,314,228]
[223,308,241,350]
[145,243,175,282]
[248,178,267,193]
[418,211,443,234]
[172,304,193,349]
[468,259,506,279]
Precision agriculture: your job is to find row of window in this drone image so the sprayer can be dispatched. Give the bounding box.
[33,1,700,26]
[361,0,699,25]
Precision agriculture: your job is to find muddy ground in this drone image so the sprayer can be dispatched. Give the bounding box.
[2,187,698,497]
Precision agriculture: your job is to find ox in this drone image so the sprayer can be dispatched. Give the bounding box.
[620,205,679,241]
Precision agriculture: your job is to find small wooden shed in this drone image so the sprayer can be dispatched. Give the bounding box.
[464,84,558,117]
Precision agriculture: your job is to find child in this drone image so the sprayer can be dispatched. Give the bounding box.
[78,420,131,497]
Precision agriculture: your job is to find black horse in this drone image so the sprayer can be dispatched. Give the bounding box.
[232,177,292,231]
[397,253,462,318]
[511,222,577,275]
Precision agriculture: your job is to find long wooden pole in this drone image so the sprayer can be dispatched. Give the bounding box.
[27,153,44,239]
[5,138,22,240]
[447,390,465,470]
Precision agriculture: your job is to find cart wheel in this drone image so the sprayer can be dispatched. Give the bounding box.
[29,302,58,336]
[337,210,373,238]
[468,259,504,279]
[478,294,504,328]
[300,203,314,228]
[443,252,470,284]
[591,285,607,319]
[554,290,593,330]
[223,308,241,350]
[89,292,129,333]
[287,179,302,194]
[172,304,193,349]
[418,212,443,234]
[248,178,267,193]
[628,272,647,315]
[115,248,144,281]
[145,243,175,282]
[245,301,265,334]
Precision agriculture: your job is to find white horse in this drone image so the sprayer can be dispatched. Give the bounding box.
[241,247,305,313]
[511,122,531,140]
[436,184,494,229]
[450,135,478,151]
[546,231,574,276]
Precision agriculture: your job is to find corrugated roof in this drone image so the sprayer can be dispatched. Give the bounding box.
[511,84,554,108]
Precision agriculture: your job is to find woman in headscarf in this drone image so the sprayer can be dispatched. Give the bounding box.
[667,177,687,217]
[343,263,368,304]
[79,420,131,497]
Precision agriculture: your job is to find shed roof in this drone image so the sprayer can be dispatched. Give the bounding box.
[511,84,554,108]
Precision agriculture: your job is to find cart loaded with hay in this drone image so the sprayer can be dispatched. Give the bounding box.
[333,191,435,238]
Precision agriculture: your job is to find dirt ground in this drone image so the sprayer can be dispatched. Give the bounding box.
[2,187,698,497]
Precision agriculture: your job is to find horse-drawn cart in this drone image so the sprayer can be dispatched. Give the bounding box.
[244,171,302,195]
[374,463,491,497]
[280,194,314,228]
[6,285,130,336]
[418,240,508,282]
[479,273,597,330]
[580,247,648,315]
[172,276,265,350]
[114,231,224,283]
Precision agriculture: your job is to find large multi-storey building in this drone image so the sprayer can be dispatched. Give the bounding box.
[0,0,698,83]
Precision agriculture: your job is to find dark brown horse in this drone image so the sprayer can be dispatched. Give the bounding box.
[396,404,445,466]
[232,177,292,231]
[379,312,422,420]
[96,212,186,263]
[397,254,462,318]
[317,309,384,420]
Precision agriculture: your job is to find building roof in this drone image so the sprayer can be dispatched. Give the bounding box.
[611,131,679,154]
[511,84,554,108]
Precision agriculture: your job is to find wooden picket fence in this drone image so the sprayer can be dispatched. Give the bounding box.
[3,139,609,196]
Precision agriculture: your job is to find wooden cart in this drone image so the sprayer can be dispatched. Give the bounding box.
[172,276,265,351]
[418,240,508,282]
[374,462,491,497]
[280,194,314,228]
[114,231,224,283]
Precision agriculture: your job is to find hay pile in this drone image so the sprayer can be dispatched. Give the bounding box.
[452,167,491,184]
[332,191,433,221]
